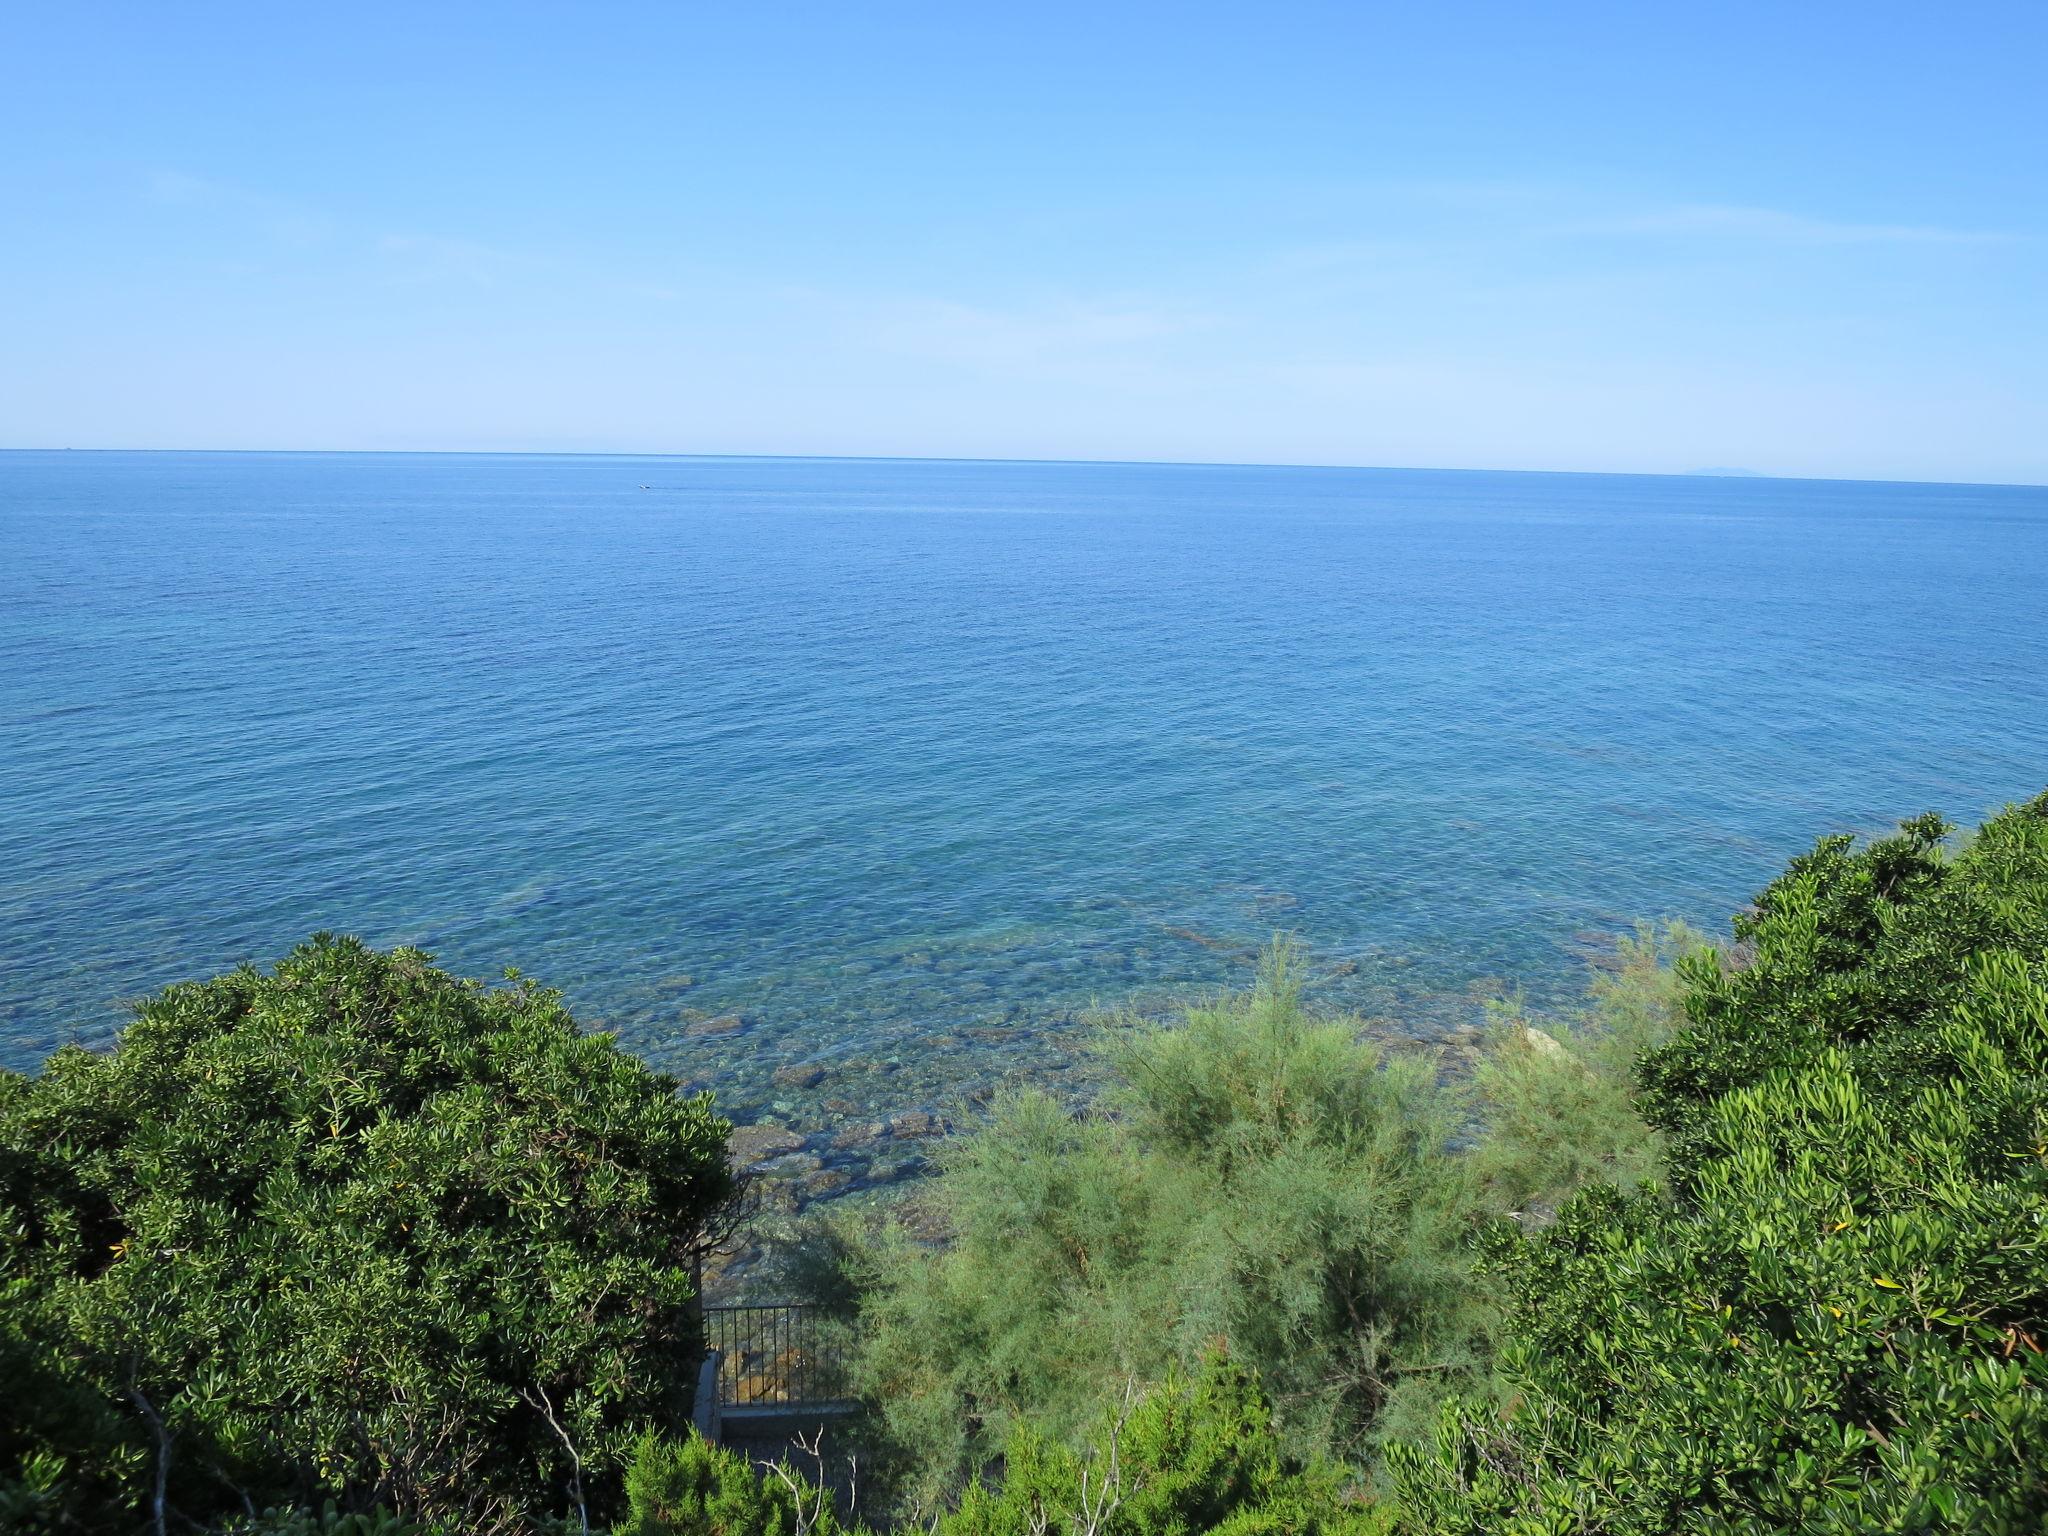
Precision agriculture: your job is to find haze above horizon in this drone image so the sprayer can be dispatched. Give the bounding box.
[4,2,2045,484]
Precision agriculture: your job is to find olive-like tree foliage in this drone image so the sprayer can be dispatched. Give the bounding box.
[0,935,734,1534]
[841,945,1497,1503]
[1390,795,2048,1534]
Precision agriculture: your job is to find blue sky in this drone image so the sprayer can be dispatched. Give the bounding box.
[3,2,2044,481]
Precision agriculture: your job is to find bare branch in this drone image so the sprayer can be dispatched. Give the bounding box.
[757,1427,834,1536]
[521,1384,588,1536]
[1073,1377,1138,1536]
[125,1388,172,1536]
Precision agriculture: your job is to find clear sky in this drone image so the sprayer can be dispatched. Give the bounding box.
[3,2,2044,482]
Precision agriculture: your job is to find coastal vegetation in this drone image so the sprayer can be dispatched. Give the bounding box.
[834,943,1487,1495]
[1391,802,2048,1532]
[619,1357,1384,1536]
[0,938,733,1533]
[3,795,2044,1532]
[820,922,1699,1508]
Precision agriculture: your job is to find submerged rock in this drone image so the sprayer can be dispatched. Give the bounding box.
[800,1166,853,1200]
[771,1062,826,1090]
[832,1120,889,1151]
[755,1151,824,1181]
[728,1124,808,1167]
[962,1025,1021,1044]
[868,1152,936,1185]
[685,1012,747,1039]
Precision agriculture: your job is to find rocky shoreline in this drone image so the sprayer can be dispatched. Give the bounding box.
[694,999,1519,1298]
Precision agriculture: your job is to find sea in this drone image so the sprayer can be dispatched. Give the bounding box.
[4,450,2044,1141]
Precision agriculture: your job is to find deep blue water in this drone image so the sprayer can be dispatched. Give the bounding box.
[3,451,2044,1123]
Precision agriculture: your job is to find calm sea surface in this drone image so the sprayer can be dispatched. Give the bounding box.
[3,451,2045,1124]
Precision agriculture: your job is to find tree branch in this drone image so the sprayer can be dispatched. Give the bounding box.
[521,1385,587,1536]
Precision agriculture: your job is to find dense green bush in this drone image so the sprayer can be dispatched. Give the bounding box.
[0,1281,146,1534]
[618,1425,835,1536]
[939,1356,1388,1536]
[0,936,734,1534]
[1390,796,2048,1534]
[841,945,1498,1499]
[620,1357,1387,1536]
[216,1504,433,1535]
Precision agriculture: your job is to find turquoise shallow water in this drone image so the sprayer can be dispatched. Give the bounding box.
[3,451,2045,1128]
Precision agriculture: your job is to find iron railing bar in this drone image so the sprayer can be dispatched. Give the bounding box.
[702,1302,847,1410]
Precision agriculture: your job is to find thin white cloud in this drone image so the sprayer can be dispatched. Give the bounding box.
[845,295,1202,370]
[147,170,571,284]
[1561,203,2007,245]
[1254,191,2010,290]
[144,169,334,248]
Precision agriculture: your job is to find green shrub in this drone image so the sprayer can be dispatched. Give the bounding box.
[1466,921,1702,1217]
[618,1428,838,1536]
[0,935,735,1534]
[0,1276,147,1534]
[615,1359,1387,1536]
[939,1356,1389,1536]
[217,1503,435,1535]
[1389,795,2048,1534]
[844,944,1495,1498]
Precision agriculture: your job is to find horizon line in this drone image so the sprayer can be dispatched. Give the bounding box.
[1,444,2042,493]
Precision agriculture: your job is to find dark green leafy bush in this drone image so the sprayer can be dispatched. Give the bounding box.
[0,936,734,1534]
[1390,795,2048,1534]
[0,1282,146,1534]
[218,1504,434,1535]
